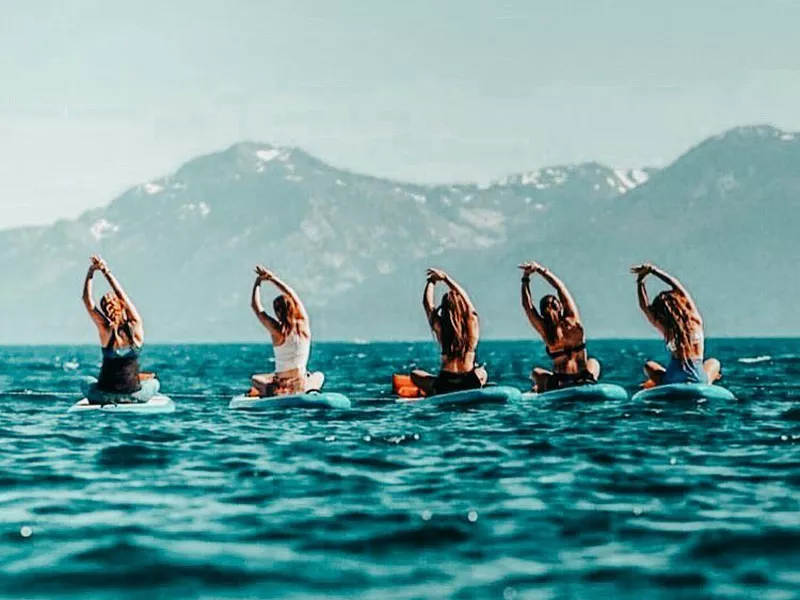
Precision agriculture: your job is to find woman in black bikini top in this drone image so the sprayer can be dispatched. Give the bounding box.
[409,268,488,396]
[520,261,601,393]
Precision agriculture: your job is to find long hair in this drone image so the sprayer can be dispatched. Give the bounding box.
[438,291,472,358]
[273,294,306,337]
[539,294,564,343]
[99,292,132,345]
[650,290,699,350]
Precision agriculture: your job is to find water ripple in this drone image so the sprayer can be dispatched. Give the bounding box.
[0,340,798,599]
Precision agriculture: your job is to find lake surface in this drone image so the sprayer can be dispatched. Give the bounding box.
[1,340,798,599]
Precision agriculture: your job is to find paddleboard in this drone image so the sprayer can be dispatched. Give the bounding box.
[632,383,735,402]
[229,391,352,410]
[521,383,629,402]
[68,395,175,414]
[396,385,521,406]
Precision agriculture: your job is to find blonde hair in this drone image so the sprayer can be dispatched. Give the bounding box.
[651,290,701,351]
[99,292,133,346]
[273,294,306,338]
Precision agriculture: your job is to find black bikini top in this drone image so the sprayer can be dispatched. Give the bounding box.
[546,342,587,360]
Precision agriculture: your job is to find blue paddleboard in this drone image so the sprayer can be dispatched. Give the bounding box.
[229,391,352,410]
[521,383,629,402]
[632,383,735,402]
[68,395,176,414]
[397,385,521,406]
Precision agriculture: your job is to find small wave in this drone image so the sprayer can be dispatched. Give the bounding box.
[781,407,800,421]
[738,355,771,364]
[304,522,471,554]
[685,528,800,559]
[95,444,172,469]
[1,390,80,397]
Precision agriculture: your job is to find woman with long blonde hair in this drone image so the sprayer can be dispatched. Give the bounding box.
[407,268,487,396]
[249,265,323,396]
[632,263,721,387]
[81,255,159,403]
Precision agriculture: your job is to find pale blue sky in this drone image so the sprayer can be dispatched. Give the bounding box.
[1,0,799,228]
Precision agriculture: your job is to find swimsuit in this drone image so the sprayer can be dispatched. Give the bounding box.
[663,331,708,384]
[433,369,483,395]
[97,325,142,394]
[541,369,598,392]
[543,341,595,391]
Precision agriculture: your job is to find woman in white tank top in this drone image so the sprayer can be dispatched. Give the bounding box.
[248,266,324,397]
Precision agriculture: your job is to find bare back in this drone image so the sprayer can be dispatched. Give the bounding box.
[438,311,479,373]
[665,309,705,361]
[544,317,588,374]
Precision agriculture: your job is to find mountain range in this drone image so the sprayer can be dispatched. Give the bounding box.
[1,124,797,343]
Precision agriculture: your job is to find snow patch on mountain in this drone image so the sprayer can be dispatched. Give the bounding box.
[498,167,570,189]
[90,219,119,241]
[609,169,650,194]
[459,208,505,231]
[255,149,282,163]
[143,182,163,195]
[613,169,637,191]
[181,202,211,218]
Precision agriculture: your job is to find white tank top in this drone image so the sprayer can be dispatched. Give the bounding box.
[274,331,310,373]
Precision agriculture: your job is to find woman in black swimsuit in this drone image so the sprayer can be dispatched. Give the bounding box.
[409,268,488,396]
[81,255,159,403]
[520,261,600,392]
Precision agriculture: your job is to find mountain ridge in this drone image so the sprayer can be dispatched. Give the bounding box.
[0,124,797,343]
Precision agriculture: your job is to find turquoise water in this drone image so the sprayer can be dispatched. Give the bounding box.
[1,340,798,599]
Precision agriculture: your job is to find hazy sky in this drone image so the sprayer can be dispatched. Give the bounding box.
[2,0,799,228]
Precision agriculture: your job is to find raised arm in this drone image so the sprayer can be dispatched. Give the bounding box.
[250,269,283,339]
[538,266,580,319]
[422,271,442,340]
[631,264,664,333]
[431,268,476,314]
[435,268,480,343]
[92,256,144,344]
[422,278,436,322]
[519,265,546,338]
[647,265,698,313]
[92,256,142,325]
[81,262,107,330]
[259,267,309,322]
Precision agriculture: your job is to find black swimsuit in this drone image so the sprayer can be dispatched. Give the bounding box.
[97,324,142,394]
[433,369,483,395]
[543,342,595,391]
[546,342,587,360]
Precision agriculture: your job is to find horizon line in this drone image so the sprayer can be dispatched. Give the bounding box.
[1,335,797,348]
